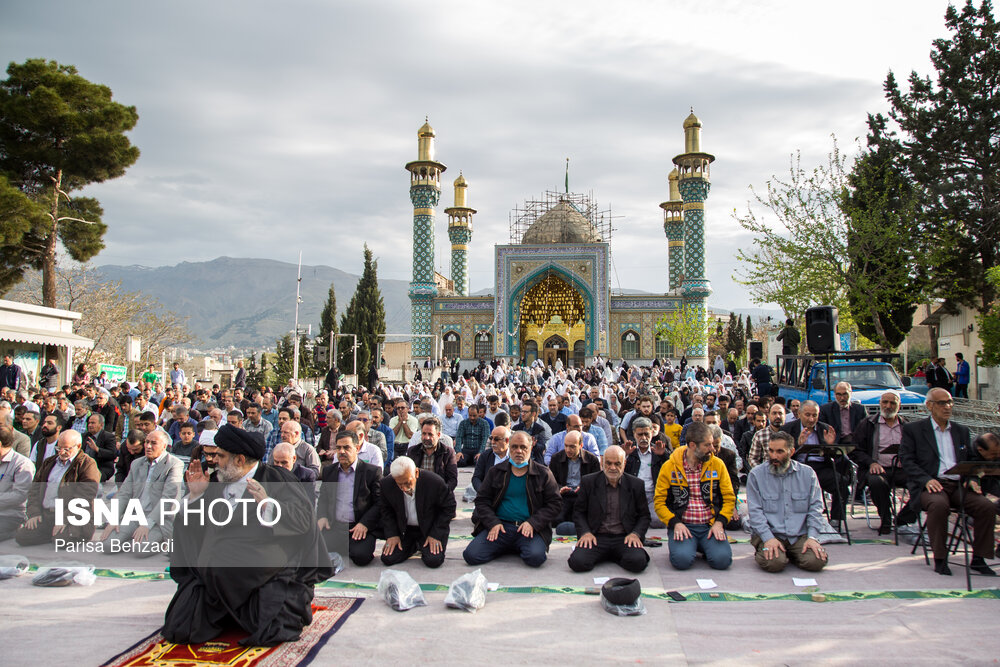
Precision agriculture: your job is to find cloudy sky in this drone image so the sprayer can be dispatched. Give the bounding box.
[1,0,954,311]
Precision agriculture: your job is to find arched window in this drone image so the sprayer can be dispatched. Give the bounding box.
[475,332,492,360]
[655,337,674,360]
[621,330,640,360]
[524,340,539,364]
[573,340,586,367]
[443,332,460,359]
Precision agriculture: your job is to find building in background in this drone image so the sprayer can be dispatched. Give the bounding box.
[0,299,94,388]
[407,114,716,368]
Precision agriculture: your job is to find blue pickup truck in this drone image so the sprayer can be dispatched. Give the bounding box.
[775,352,926,416]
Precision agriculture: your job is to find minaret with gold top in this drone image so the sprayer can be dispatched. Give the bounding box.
[444,173,476,297]
[405,119,446,358]
[672,110,715,366]
[659,168,685,292]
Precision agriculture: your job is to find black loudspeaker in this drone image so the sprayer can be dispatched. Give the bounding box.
[748,341,763,361]
[805,306,839,354]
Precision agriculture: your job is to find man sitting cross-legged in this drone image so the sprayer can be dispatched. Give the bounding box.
[549,430,601,535]
[463,431,562,568]
[654,421,735,571]
[746,430,829,573]
[567,445,650,573]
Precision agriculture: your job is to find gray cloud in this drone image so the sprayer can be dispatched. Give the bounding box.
[1,0,937,314]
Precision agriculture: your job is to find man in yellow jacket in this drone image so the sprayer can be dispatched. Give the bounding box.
[654,421,735,570]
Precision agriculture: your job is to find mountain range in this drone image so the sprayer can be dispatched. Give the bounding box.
[97,257,783,350]
[97,257,413,351]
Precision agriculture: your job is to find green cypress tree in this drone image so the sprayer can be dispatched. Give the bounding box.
[273,334,295,387]
[339,244,386,375]
[319,282,338,360]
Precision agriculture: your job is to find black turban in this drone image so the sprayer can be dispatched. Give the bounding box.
[601,577,641,606]
[213,424,265,461]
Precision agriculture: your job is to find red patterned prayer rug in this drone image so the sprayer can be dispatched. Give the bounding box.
[101,598,363,667]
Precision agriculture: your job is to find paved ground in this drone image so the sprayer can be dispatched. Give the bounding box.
[2,467,998,666]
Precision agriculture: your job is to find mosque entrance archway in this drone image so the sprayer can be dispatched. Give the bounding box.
[517,271,587,366]
[524,340,539,365]
[543,335,568,368]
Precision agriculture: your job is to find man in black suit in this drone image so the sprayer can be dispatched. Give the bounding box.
[819,382,868,444]
[406,416,458,492]
[899,388,996,576]
[472,426,510,491]
[568,445,650,573]
[549,430,601,534]
[82,413,118,483]
[925,358,953,392]
[271,442,318,483]
[317,430,382,566]
[379,457,456,568]
[781,400,849,522]
[732,403,760,450]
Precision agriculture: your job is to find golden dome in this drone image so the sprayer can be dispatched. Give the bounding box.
[418,120,435,137]
[522,200,601,245]
[683,111,701,129]
[668,168,681,200]
[454,173,467,187]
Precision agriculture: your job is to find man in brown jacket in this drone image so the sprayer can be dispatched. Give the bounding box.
[16,430,101,546]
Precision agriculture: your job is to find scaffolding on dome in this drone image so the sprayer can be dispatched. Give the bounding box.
[508,190,615,244]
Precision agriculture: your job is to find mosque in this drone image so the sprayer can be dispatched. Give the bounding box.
[404,113,715,368]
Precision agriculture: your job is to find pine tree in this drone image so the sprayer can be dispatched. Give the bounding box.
[745,315,754,345]
[339,244,386,375]
[0,59,140,305]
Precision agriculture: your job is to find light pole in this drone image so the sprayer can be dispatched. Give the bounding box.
[292,251,303,383]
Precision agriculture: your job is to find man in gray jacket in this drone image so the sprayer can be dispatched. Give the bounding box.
[94,430,184,556]
[746,431,829,573]
[0,424,35,540]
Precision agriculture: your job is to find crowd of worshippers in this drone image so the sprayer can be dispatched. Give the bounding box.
[0,354,997,580]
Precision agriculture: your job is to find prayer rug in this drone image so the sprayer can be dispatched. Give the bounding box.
[100,598,363,667]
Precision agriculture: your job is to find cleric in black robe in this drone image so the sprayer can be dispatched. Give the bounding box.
[163,425,333,647]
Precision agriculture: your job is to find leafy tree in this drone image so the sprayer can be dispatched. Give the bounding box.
[880,0,1000,311]
[339,244,386,375]
[976,267,1000,366]
[733,138,924,349]
[272,334,295,387]
[7,265,194,367]
[732,145,852,318]
[654,305,708,358]
[842,118,924,347]
[0,59,139,306]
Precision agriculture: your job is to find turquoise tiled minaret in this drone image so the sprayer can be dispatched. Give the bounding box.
[673,111,714,366]
[444,172,475,296]
[405,119,446,358]
[659,167,685,292]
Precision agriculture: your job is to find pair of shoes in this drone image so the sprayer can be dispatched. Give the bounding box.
[877,523,892,536]
[970,558,997,576]
[896,523,920,536]
[934,559,953,576]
